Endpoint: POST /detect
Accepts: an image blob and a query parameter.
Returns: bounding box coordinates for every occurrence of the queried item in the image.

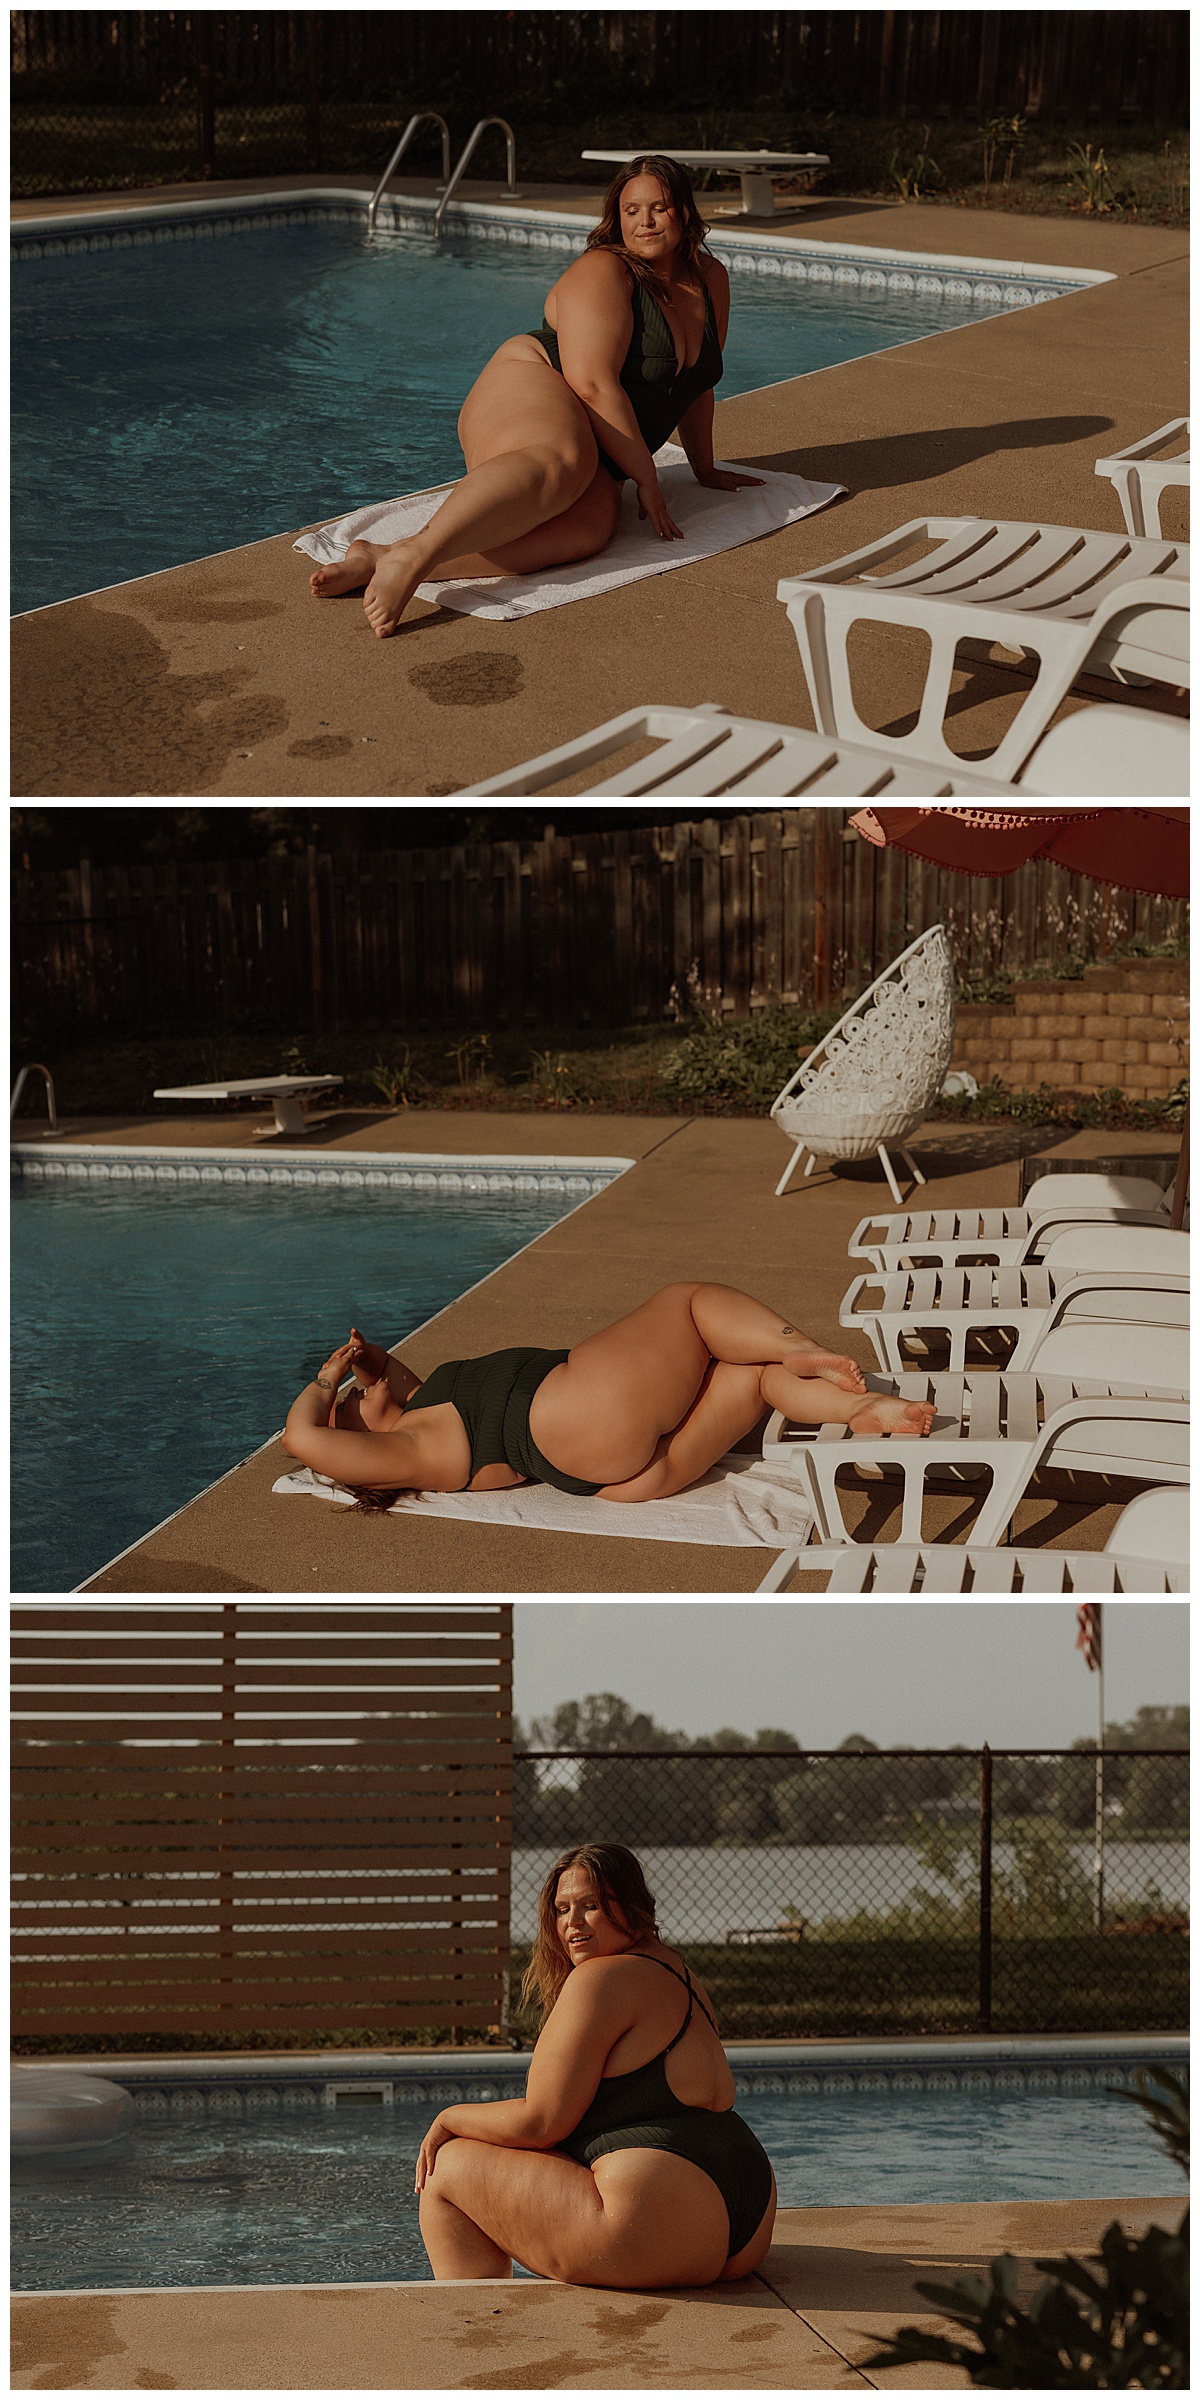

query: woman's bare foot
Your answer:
[846,1394,936,1438]
[784,1348,867,1397]
[309,539,381,598]
[363,539,428,638]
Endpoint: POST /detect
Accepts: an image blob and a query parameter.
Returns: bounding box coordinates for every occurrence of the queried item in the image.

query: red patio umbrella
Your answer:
[849,805,1190,1224]
[847,806,1189,900]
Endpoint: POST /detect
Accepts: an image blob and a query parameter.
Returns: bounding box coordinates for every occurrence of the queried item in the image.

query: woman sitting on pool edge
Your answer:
[281,1281,935,1508]
[414,1843,776,2286]
[308,154,764,638]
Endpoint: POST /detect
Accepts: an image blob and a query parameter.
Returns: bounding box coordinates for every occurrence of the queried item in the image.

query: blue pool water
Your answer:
[10,1171,583,1592]
[13,211,1051,613]
[11,2083,1186,2292]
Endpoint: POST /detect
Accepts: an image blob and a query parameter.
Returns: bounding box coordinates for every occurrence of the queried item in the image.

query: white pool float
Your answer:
[11,2069,135,2154]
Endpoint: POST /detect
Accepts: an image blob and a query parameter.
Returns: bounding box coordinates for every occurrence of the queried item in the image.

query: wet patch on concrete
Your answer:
[12,605,288,796]
[287,733,356,758]
[143,588,288,625]
[408,653,524,708]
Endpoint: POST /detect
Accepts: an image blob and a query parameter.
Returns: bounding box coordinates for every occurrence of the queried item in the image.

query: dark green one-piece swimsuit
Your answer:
[401,1347,602,1497]
[531,270,724,479]
[558,1956,774,2257]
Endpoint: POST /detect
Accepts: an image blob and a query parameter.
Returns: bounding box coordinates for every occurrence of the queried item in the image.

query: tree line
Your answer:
[513,1696,1188,1849]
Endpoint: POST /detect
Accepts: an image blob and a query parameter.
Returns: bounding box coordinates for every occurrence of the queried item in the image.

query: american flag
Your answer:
[1075,1603,1102,1672]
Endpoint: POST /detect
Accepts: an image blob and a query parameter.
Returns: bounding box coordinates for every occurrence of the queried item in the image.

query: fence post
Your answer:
[196,15,216,181]
[306,845,324,1032]
[978,1743,993,2032]
[306,13,322,170]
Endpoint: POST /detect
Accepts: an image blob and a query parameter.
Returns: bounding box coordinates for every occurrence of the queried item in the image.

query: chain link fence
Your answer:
[510,1749,1187,2041]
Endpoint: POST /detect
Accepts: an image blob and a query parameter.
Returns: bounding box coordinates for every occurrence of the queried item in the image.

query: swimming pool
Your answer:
[10,1143,626,1593]
[11,192,1105,614]
[11,2043,1186,2292]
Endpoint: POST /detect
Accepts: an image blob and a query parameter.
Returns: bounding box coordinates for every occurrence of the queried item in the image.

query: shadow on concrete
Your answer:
[742,417,1116,494]
[816,1126,1061,1187]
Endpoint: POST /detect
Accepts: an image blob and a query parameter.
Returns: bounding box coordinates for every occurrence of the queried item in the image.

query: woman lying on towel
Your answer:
[413,1843,776,2286]
[281,1281,936,1509]
[308,154,762,637]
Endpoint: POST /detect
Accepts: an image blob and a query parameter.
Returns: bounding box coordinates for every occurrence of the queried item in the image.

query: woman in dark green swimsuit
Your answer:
[308,154,764,636]
[281,1283,935,1507]
[413,1844,777,2286]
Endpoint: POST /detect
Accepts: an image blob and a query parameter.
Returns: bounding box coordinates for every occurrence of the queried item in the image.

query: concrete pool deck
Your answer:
[11,173,1188,798]
[10,2194,1180,2388]
[13,1106,1178,1595]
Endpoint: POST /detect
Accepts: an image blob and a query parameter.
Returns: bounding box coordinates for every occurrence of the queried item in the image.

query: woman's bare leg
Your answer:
[420,2138,729,2289]
[311,466,620,600]
[310,339,618,636]
[418,2181,514,2280]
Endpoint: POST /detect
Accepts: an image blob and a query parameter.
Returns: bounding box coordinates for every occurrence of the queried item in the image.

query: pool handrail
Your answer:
[367,112,452,232]
[434,118,519,235]
[10,1062,59,1136]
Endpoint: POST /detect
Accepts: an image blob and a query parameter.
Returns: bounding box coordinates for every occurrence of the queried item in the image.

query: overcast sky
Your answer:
[513,1602,1188,1749]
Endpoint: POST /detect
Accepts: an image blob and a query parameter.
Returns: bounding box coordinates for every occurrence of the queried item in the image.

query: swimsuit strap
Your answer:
[627,1951,719,2049]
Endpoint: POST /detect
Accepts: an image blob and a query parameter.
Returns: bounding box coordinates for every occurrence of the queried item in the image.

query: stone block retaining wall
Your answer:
[952,959,1189,1098]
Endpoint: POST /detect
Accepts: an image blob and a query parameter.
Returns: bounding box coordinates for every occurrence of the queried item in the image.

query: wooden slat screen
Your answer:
[11,1604,512,2042]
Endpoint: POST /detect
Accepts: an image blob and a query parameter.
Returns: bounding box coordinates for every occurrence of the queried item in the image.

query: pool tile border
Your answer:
[37,2035,1186,2117]
[11,1141,630,1200]
[10,188,1109,312]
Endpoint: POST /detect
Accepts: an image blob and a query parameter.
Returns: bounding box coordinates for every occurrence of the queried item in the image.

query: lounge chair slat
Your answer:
[898,1372,932,1402]
[1067,1556,1119,1592]
[1024,1267,1054,1308]
[881,1274,911,1311]
[967,1550,1021,1591]
[1037,1375,1075,1416]
[1017,1554,1070,1592]
[966,1268,995,1311]
[917,1549,971,1591]
[968,1378,1002,1441]
[905,1214,933,1242]
[908,1269,938,1311]
[826,1549,875,1591]
[979,1210,1007,1237]
[641,723,798,797]
[932,1212,958,1238]
[590,720,758,796]
[1003,1377,1041,1441]
[721,734,842,796]
[994,1268,1026,1311]
[939,1268,966,1312]
[930,1372,965,1428]
[1113,1562,1169,1592]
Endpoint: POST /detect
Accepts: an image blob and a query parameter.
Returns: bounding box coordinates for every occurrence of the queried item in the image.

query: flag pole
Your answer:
[1092,1606,1105,1935]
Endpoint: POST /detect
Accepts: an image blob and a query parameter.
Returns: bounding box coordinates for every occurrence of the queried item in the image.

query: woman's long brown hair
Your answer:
[585,153,712,307]
[520,1843,659,2018]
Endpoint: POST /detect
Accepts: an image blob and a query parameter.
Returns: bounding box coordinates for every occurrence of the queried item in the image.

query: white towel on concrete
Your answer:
[293,444,844,620]
[272,1456,813,1549]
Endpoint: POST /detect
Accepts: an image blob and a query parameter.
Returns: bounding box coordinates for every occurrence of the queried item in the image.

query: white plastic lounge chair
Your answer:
[849,1173,1174,1278]
[458,699,1189,799]
[776,517,1190,785]
[1095,419,1190,539]
[840,1223,1190,1375]
[153,1074,343,1138]
[760,1321,1189,1550]
[758,1484,1189,1593]
[769,925,956,1206]
[1011,700,1189,797]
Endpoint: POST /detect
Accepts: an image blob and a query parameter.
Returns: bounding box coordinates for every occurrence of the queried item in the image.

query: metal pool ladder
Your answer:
[367,111,452,232]
[11,1062,60,1136]
[434,118,519,235]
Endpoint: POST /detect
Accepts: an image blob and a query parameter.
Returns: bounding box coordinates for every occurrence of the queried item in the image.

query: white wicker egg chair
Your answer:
[770,924,956,1206]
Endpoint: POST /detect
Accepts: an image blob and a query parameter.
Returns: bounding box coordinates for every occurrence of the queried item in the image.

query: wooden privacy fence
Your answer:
[12,819,1185,1040]
[11,1604,513,2046]
[11,11,1189,125]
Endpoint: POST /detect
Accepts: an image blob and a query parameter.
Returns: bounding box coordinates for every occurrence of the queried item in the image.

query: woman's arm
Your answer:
[414,1961,638,2189]
[551,254,683,540]
[282,1341,424,1485]
[677,259,763,493]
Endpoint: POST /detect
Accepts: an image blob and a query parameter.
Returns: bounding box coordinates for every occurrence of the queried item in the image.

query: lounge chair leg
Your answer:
[775,1140,809,1197]
[877,1144,905,1206]
[898,1145,926,1187]
[757,1549,800,1592]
